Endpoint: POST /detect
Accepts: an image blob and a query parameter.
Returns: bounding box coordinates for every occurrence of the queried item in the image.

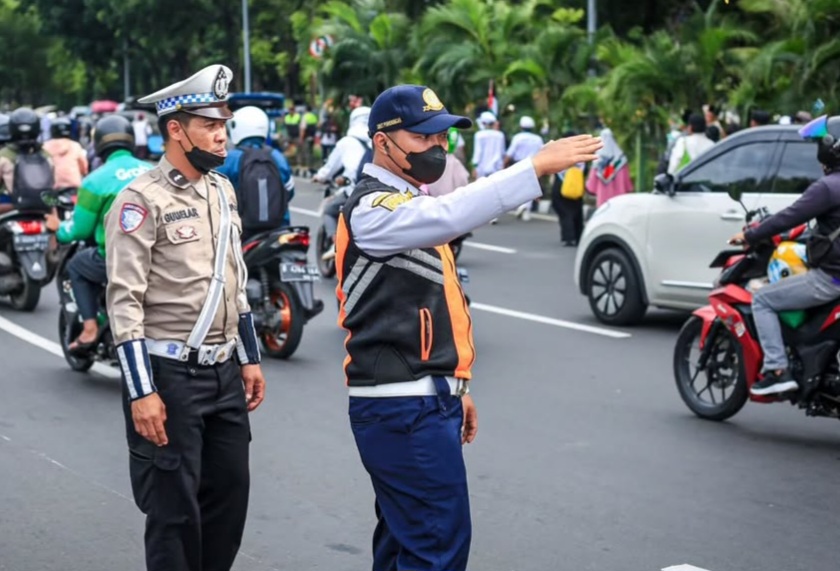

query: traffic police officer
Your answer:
[336,85,602,571]
[104,64,266,571]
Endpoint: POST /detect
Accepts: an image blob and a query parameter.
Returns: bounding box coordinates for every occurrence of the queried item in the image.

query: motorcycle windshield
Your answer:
[798,114,828,140]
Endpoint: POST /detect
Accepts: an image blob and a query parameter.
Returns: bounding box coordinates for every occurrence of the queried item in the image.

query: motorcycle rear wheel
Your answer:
[316,225,336,279]
[9,274,41,311]
[58,310,95,372]
[674,316,748,421]
[260,282,305,359]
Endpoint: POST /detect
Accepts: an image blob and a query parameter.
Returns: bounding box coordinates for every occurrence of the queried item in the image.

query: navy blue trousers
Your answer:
[349,377,471,571]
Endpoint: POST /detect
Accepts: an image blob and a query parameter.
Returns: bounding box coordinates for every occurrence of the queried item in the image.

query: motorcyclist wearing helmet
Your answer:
[730,115,840,396]
[312,106,371,259]
[44,115,151,353]
[217,105,295,229]
[42,117,89,190]
[0,107,53,214]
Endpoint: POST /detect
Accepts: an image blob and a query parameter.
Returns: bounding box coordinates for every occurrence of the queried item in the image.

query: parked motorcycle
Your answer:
[243,225,324,359]
[0,198,59,311]
[673,187,840,422]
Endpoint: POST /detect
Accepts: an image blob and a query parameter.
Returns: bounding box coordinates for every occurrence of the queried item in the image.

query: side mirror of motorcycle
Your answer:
[654,173,676,197]
[727,185,750,215]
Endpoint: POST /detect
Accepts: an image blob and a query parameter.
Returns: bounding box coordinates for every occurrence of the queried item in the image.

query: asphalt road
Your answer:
[1,179,838,571]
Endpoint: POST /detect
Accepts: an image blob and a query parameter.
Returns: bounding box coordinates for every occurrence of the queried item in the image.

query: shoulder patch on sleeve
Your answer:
[371,191,413,212]
[120,203,149,233]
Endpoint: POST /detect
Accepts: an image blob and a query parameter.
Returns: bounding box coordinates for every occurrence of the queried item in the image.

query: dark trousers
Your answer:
[67,247,107,320]
[122,356,251,571]
[349,377,471,571]
[552,194,584,244]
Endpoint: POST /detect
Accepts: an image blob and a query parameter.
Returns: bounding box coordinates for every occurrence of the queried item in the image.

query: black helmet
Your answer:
[50,117,73,139]
[93,115,134,158]
[799,115,840,171]
[0,114,9,144]
[9,107,40,143]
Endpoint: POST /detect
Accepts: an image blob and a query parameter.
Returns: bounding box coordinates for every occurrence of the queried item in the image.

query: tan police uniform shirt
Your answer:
[105,156,249,347]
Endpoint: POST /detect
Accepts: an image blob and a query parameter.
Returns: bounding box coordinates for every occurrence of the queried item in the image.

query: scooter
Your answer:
[242,226,324,359]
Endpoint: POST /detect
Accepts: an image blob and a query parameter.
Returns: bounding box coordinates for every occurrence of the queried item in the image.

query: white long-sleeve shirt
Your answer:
[471,129,506,177]
[668,133,715,175]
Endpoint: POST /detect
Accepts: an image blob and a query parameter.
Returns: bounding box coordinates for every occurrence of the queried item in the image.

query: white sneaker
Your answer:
[321,244,336,261]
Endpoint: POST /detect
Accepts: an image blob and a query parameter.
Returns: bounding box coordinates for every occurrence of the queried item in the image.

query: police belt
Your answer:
[146,338,238,367]
[347,376,467,398]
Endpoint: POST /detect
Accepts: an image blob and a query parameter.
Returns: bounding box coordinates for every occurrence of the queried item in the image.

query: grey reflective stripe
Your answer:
[185,177,232,352]
[404,249,443,271]
[258,178,268,222]
[385,257,444,285]
[343,262,382,315]
[342,259,371,296]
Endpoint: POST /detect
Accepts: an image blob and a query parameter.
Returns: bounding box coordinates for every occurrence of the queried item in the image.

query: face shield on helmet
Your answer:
[799,114,840,170]
[228,106,270,146]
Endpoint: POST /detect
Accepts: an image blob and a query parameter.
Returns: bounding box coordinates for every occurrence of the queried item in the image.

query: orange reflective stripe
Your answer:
[335,214,353,384]
[438,245,475,378]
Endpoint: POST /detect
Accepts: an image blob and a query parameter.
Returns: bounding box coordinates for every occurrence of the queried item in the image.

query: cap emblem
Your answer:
[422,88,444,112]
[213,66,230,100]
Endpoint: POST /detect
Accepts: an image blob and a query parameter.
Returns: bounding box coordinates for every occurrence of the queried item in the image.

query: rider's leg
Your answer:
[751,269,840,394]
[67,248,107,348]
[324,193,348,239]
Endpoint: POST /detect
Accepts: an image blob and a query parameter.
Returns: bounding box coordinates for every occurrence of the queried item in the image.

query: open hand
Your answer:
[532,135,603,177]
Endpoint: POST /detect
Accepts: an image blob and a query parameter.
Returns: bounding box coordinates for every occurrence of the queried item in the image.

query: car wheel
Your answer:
[586,248,646,325]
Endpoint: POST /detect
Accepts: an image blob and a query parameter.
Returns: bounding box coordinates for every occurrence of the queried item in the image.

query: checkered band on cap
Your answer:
[156,92,219,114]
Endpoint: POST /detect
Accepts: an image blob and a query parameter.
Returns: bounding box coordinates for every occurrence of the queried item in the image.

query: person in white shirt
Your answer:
[131,112,152,159]
[504,116,544,220]
[668,113,715,175]
[471,111,505,179]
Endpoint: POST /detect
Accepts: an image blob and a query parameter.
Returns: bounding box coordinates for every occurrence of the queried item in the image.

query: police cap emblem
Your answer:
[213,67,230,100]
[422,89,444,112]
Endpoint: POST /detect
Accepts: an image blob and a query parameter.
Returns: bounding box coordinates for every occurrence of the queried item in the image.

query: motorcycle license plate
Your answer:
[13,234,50,251]
[280,262,320,283]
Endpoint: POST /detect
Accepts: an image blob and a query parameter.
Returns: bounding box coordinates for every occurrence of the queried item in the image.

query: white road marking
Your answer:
[289,206,517,254]
[0,315,120,378]
[470,302,631,339]
[663,565,713,571]
[463,242,516,254]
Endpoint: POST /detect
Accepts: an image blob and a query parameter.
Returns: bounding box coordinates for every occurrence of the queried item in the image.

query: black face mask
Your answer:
[179,128,225,174]
[386,135,447,184]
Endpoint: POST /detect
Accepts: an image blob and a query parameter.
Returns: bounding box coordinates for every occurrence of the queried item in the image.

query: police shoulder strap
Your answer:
[180,174,233,359]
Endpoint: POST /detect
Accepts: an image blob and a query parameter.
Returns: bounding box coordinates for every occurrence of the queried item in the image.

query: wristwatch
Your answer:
[457,380,470,397]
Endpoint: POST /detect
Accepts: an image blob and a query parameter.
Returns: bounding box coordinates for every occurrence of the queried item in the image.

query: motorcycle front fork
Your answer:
[696,319,723,371]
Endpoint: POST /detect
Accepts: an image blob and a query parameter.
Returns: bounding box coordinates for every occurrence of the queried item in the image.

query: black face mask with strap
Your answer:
[385,135,447,184]
[179,129,225,174]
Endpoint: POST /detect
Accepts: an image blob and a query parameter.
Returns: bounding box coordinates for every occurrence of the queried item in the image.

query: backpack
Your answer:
[236,146,287,232]
[560,166,585,199]
[12,150,54,211]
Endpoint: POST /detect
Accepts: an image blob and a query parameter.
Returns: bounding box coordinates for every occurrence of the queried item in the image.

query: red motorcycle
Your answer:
[673,199,840,422]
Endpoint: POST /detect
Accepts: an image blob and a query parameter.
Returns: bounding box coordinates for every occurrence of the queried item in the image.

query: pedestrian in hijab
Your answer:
[585,128,633,207]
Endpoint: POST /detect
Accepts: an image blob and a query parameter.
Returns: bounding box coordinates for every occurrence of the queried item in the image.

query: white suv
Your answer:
[574,125,824,325]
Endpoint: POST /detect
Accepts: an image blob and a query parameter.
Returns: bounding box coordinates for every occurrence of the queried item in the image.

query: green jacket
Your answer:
[56,149,151,257]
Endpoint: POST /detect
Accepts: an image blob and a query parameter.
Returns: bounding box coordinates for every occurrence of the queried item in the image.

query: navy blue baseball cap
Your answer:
[369,85,472,136]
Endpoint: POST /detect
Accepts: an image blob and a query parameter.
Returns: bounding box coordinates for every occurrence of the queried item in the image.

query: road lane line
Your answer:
[290,206,517,254]
[463,242,516,254]
[0,315,120,378]
[663,565,713,571]
[470,302,631,339]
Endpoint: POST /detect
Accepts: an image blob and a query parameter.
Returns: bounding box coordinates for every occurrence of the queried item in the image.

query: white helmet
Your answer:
[229,106,270,145]
[519,116,536,130]
[348,106,371,130]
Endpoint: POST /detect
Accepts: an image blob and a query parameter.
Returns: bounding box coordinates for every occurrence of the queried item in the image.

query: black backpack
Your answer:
[236,146,287,232]
[13,150,53,211]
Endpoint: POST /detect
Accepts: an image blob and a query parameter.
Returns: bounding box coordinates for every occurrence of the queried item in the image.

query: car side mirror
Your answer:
[654,173,675,197]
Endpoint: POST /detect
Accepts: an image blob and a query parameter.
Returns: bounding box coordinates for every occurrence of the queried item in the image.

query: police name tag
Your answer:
[280,262,320,282]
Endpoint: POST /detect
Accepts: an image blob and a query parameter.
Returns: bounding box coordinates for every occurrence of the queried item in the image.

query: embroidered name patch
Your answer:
[120,203,148,233]
[163,207,200,224]
[372,192,413,212]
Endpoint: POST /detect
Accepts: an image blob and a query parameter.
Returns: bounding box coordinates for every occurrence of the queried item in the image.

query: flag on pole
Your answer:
[488,79,498,116]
